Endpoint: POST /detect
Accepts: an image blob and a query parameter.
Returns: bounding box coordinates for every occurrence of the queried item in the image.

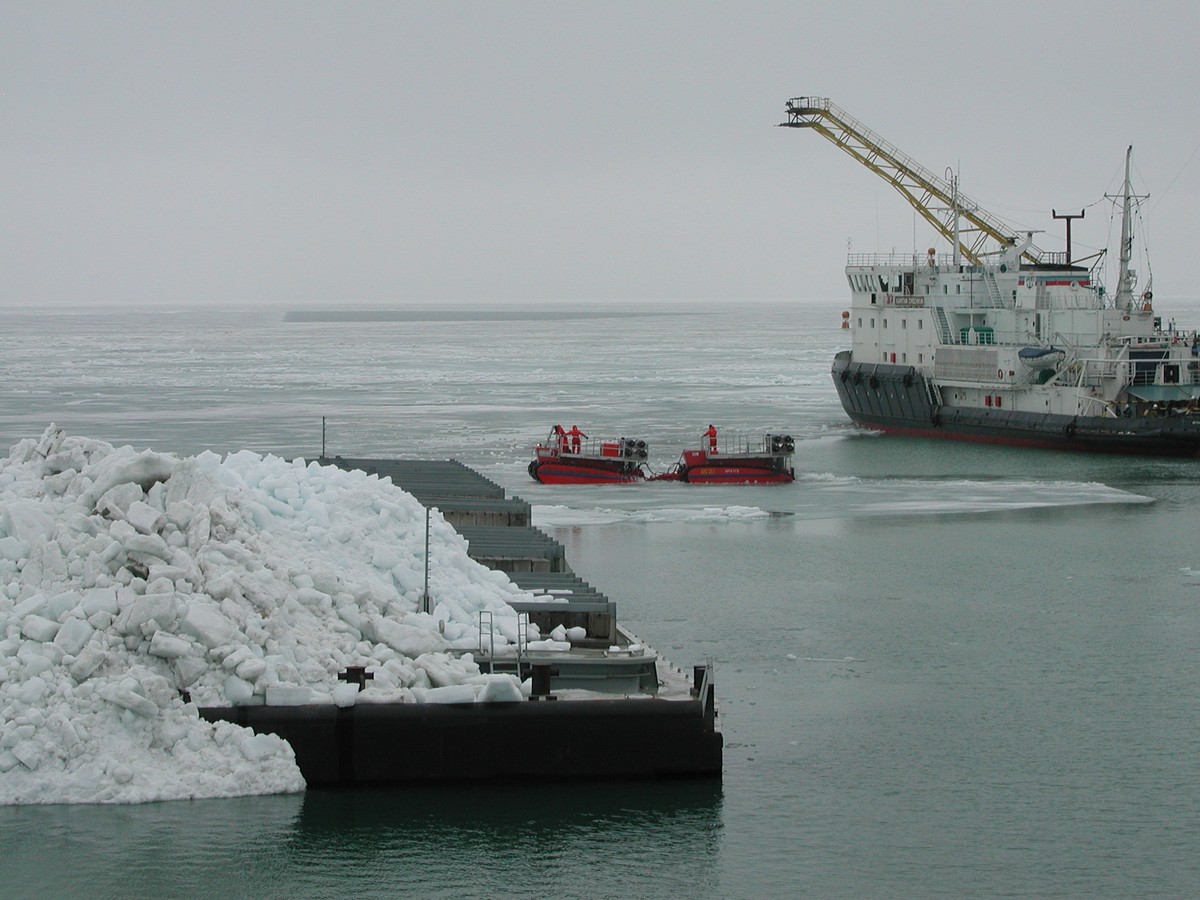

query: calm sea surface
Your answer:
[2,298,1199,897]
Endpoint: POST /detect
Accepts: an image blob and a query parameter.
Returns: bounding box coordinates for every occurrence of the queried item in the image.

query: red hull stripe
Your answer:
[857,420,1200,457]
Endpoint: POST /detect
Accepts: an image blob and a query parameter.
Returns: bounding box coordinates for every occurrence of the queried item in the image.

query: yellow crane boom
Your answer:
[779,97,1044,266]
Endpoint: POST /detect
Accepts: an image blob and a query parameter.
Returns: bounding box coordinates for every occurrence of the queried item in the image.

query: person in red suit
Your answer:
[705,424,718,453]
[567,425,587,454]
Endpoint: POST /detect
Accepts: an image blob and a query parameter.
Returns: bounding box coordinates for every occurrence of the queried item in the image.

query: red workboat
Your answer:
[652,433,796,484]
[528,427,649,484]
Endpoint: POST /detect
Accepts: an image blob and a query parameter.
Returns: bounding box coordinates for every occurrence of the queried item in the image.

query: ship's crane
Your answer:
[779,97,1045,267]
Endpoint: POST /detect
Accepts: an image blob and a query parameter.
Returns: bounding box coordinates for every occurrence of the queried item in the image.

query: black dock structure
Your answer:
[201,456,721,785]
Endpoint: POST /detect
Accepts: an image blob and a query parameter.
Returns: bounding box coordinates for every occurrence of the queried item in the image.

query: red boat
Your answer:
[652,433,796,484]
[528,428,648,484]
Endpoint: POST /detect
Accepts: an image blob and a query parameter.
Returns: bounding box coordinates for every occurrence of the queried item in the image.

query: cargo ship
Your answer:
[782,97,1200,456]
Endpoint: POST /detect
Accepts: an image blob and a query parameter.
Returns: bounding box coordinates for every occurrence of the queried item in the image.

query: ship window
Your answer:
[902,353,907,363]
[871,293,877,304]
[878,276,889,292]
[870,318,875,328]
[918,353,924,363]
[917,320,923,329]
[996,395,1002,408]
[883,319,887,328]
[901,319,907,329]
[956,284,961,294]
[857,318,862,328]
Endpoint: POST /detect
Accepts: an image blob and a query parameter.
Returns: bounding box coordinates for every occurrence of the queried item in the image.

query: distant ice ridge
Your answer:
[0,426,540,805]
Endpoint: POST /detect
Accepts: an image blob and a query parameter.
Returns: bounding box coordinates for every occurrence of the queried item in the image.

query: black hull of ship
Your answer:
[831,352,1200,458]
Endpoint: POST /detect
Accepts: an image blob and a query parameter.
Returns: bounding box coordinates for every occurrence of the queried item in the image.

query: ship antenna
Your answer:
[947,167,962,266]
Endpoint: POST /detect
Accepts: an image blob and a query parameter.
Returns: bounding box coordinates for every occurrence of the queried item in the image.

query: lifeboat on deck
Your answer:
[528,429,648,484]
[652,433,796,484]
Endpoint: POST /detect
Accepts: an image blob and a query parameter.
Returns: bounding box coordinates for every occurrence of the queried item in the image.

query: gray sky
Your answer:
[5,1,1200,307]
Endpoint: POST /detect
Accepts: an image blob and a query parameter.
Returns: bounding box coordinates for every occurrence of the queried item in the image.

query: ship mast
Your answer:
[1111,145,1139,311]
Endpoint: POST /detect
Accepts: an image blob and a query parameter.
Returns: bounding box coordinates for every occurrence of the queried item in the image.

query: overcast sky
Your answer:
[5,1,1200,307]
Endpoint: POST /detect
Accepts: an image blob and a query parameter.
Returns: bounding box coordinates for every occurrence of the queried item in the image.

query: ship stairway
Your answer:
[932,305,954,344]
[923,373,942,409]
[981,270,1005,307]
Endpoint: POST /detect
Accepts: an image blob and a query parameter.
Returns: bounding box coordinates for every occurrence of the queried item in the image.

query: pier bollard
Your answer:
[530,664,558,701]
[338,666,374,692]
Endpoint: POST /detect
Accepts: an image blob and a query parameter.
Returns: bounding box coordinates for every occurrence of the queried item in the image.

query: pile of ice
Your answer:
[0,427,542,805]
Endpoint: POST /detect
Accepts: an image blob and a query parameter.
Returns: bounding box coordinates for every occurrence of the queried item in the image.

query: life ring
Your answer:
[1070,281,1079,292]
[997,368,1004,380]
[1143,290,1153,301]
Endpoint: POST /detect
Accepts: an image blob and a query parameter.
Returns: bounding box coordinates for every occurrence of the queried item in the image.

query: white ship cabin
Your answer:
[844,243,1200,417]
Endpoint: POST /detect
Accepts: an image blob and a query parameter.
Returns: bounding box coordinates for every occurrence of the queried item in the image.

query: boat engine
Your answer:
[768,434,795,454]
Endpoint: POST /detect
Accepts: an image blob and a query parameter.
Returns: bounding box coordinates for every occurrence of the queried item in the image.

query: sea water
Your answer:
[2,298,1199,897]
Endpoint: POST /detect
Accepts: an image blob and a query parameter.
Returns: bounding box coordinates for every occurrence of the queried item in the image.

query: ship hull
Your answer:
[675,462,794,484]
[528,458,645,484]
[832,352,1200,457]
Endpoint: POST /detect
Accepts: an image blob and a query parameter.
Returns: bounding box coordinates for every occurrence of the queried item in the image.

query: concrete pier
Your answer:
[198,455,722,784]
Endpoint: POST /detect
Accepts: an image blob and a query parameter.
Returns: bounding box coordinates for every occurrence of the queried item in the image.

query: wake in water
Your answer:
[532,477,1152,527]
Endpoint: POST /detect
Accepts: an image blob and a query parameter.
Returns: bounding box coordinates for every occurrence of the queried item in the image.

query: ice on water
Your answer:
[0,426,542,805]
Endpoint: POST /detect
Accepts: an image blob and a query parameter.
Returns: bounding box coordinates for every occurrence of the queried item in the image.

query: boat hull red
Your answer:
[528,460,644,485]
[676,463,795,485]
